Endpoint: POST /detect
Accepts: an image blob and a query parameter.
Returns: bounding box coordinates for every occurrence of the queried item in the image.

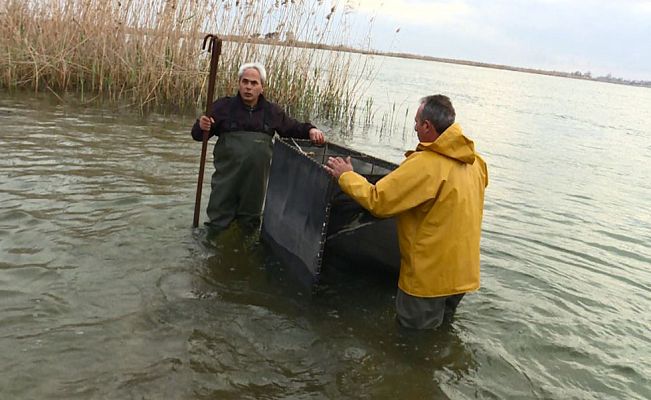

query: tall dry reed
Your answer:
[0,0,372,122]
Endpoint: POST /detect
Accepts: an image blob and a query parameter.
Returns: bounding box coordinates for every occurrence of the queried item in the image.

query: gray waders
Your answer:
[206,131,273,232]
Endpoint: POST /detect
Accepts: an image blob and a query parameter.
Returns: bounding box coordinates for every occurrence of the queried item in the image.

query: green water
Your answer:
[1,57,650,399]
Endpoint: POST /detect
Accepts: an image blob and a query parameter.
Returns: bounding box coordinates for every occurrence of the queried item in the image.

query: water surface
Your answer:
[1,58,650,399]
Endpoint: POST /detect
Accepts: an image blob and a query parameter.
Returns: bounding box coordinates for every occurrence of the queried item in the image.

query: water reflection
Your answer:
[186,225,476,398]
[4,67,650,397]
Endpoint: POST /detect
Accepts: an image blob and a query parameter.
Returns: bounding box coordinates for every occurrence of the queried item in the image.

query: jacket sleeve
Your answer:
[337,154,445,218]
[190,99,224,141]
[270,103,315,139]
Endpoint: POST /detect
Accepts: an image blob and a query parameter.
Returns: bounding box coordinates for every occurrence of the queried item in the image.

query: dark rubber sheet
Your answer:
[261,139,400,286]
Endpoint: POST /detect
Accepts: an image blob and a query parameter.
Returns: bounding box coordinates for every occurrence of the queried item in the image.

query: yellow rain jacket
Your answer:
[338,123,488,297]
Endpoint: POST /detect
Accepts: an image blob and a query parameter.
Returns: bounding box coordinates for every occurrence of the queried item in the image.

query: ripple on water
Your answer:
[2,79,651,399]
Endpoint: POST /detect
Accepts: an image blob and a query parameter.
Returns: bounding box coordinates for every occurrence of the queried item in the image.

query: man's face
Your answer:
[414,103,428,141]
[239,68,263,106]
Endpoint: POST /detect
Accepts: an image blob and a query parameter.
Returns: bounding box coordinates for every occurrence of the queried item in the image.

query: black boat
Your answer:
[261,138,400,286]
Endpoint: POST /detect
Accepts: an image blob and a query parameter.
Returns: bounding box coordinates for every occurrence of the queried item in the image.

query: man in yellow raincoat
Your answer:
[324,95,488,329]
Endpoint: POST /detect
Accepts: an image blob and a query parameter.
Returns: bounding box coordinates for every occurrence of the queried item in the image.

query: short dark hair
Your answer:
[419,95,455,134]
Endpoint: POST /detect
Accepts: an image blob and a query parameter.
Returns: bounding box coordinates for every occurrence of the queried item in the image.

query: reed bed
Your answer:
[0,0,372,122]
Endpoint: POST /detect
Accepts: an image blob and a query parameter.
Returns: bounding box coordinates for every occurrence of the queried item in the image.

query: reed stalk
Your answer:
[0,0,372,122]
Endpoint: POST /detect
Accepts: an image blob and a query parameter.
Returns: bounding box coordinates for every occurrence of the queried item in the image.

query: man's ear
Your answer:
[424,121,440,138]
[424,120,433,133]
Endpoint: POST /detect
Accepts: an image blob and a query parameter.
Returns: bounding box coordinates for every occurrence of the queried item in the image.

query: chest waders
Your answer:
[206,131,273,232]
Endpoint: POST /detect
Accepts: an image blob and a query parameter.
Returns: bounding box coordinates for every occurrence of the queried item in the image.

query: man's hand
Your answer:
[324,156,353,179]
[309,128,325,144]
[199,115,215,131]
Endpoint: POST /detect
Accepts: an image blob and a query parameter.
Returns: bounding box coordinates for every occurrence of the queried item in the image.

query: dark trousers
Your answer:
[395,288,465,329]
[206,131,273,233]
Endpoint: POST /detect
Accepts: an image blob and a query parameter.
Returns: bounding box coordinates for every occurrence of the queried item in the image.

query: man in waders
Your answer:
[191,62,325,233]
[324,95,488,330]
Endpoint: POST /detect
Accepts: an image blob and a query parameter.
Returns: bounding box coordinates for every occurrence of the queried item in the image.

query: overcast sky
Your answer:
[345,0,650,81]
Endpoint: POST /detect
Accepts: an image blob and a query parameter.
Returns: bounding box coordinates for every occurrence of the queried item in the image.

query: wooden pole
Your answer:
[193,35,222,228]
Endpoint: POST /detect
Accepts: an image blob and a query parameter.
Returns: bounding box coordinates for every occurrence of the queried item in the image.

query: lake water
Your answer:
[1,55,650,399]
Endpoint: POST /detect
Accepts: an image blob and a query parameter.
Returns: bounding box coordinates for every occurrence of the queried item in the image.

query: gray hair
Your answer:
[238,62,267,84]
[419,94,456,134]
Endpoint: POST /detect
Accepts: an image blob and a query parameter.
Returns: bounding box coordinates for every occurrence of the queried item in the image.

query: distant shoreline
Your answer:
[225,35,651,89]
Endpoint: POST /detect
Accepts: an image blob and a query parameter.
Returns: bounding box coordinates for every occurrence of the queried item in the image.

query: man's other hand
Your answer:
[199,115,215,131]
[309,128,325,144]
[324,156,353,179]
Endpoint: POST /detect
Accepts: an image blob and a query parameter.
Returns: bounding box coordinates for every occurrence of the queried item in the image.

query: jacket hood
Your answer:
[409,123,476,164]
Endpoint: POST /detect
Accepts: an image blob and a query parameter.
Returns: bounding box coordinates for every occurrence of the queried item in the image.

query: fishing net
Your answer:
[261,138,400,287]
